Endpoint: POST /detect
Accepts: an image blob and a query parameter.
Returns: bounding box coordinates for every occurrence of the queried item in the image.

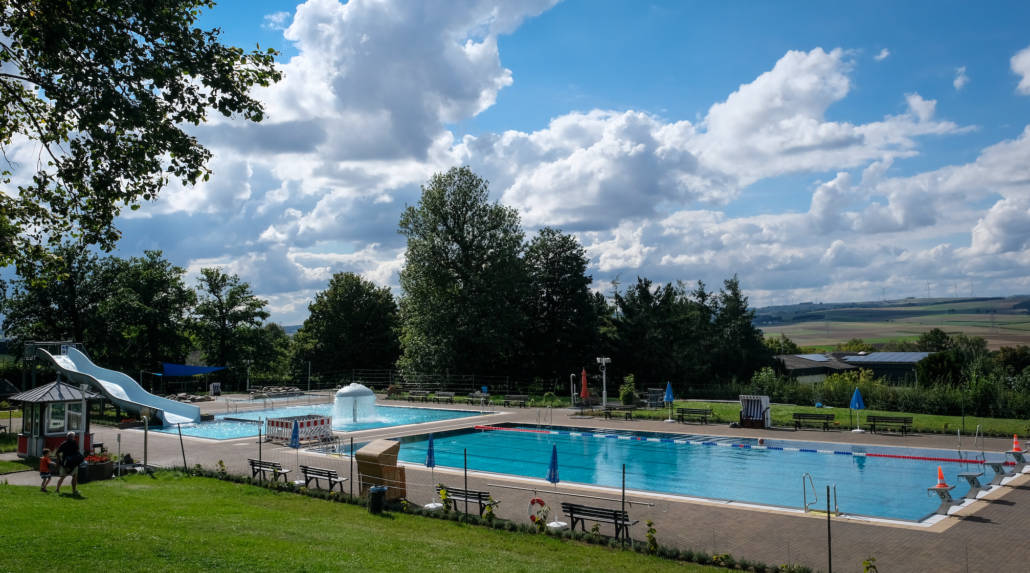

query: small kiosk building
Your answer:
[9,380,101,458]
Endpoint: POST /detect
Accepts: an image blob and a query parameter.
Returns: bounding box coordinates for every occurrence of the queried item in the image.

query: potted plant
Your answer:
[81,452,115,482]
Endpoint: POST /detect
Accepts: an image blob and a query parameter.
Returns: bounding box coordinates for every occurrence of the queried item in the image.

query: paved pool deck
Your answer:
[4,395,1027,572]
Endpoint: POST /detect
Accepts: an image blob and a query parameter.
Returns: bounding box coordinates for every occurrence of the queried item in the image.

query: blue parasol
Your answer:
[288,420,300,449]
[850,387,866,431]
[546,444,559,486]
[425,433,436,484]
[664,381,675,422]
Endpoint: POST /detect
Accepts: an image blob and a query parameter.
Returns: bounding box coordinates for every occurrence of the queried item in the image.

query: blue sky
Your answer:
[73,1,1030,323]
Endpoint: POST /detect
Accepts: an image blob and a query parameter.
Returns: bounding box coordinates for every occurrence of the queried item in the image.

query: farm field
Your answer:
[758,297,1030,350]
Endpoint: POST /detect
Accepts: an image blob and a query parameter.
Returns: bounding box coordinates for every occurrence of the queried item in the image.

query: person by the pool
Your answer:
[55,432,82,495]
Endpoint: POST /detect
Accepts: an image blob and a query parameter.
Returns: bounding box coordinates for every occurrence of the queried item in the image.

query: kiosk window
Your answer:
[48,403,66,433]
[67,403,83,431]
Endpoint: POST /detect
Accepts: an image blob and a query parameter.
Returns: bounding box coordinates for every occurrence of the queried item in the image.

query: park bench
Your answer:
[603,405,635,420]
[676,407,713,424]
[436,485,499,516]
[434,391,455,404]
[560,502,637,540]
[467,392,489,406]
[503,394,529,407]
[406,390,429,402]
[248,459,290,482]
[792,412,836,431]
[299,465,347,492]
[866,415,913,436]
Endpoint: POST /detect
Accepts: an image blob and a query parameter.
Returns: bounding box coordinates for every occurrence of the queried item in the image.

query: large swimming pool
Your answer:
[153,404,487,440]
[394,424,1013,521]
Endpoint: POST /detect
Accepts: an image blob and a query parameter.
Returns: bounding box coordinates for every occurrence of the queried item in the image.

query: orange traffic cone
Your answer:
[934,465,949,489]
[1012,434,1022,453]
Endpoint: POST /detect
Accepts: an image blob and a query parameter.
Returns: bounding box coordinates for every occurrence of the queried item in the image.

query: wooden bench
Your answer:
[560,502,637,540]
[248,459,290,482]
[792,412,836,431]
[503,394,529,407]
[436,485,499,516]
[603,405,635,420]
[406,390,429,402]
[299,465,347,492]
[676,407,713,424]
[434,391,455,404]
[467,392,489,406]
[866,415,913,436]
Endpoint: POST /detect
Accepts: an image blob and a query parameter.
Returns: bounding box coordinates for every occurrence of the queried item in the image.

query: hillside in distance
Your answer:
[756,296,1030,350]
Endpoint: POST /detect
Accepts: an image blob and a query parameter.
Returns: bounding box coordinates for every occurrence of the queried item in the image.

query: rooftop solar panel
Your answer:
[843,352,930,363]
[796,354,829,362]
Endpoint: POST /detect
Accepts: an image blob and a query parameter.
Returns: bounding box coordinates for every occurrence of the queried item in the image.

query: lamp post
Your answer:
[244,359,253,393]
[569,373,576,407]
[596,356,611,409]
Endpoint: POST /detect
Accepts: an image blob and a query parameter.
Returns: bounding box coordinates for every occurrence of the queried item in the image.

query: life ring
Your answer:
[528,497,548,523]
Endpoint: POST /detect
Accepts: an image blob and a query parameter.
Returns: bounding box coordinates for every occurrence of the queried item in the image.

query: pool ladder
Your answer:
[956,425,986,465]
[802,473,839,515]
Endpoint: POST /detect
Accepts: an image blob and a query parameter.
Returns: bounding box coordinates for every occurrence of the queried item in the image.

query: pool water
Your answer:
[153,404,486,440]
[396,425,1010,521]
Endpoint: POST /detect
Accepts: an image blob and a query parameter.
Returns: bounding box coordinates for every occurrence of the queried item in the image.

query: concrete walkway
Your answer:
[5,395,1027,572]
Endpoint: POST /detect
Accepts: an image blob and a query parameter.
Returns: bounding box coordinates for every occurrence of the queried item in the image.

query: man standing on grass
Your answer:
[55,432,82,495]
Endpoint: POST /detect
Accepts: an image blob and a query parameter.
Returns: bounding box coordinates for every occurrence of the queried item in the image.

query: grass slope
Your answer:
[0,473,725,573]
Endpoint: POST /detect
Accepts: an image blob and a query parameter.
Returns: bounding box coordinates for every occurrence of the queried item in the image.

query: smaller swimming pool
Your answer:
[152,404,488,440]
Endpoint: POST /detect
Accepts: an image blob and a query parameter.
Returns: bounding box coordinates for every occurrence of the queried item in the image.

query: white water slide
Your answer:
[37,347,200,425]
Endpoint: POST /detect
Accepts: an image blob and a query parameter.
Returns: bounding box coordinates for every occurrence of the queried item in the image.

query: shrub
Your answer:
[619,374,637,405]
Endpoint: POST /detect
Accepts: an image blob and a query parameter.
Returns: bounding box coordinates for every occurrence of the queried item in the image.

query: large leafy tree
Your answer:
[295,272,400,379]
[88,251,195,374]
[1,242,103,344]
[523,227,599,379]
[192,267,269,375]
[0,1,280,267]
[397,166,528,374]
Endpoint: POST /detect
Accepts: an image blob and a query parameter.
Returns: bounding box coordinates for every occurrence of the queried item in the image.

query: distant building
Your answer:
[775,354,856,383]
[840,352,931,384]
[776,351,931,384]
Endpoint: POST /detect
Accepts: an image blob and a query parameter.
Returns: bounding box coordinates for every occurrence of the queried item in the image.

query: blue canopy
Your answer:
[425,434,436,468]
[850,387,866,410]
[162,363,225,377]
[664,381,674,403]
[546,444,559,485]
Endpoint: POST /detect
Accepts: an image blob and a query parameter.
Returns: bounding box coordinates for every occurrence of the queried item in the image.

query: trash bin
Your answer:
[368,486,388,514]
[209,382,221,396]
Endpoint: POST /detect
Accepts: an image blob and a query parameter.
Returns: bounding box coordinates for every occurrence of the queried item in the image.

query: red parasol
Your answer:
[580,368,589,400]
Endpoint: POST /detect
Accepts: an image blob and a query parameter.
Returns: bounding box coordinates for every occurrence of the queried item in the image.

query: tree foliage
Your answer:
[764,333,802,355]
[397,166,528,374]
[2,246,194,376]
[523,227,599,378]
[0,0,280,266]
[610,276,771,391]
[192,267,269,373]
[89,251,195,374]
[294,272,399,378]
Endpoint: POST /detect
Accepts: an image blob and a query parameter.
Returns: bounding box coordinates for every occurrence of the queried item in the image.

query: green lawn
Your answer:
[0,459,32,475]
[0,473,729,573]
[628,401,1030,436]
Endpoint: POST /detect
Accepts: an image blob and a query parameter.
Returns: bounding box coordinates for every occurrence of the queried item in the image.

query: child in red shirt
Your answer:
[39,448,54,492]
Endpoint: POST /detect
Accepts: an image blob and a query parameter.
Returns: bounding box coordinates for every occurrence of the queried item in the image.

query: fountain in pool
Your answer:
[333,383,377,424]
